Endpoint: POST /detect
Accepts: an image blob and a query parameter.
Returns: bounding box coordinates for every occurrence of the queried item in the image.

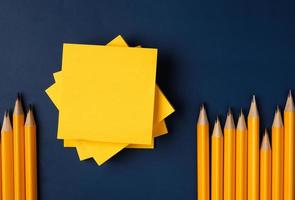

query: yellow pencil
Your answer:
[260,130,271,200]
[272,107,284,200]
[25,107,37,200]
[1,111,14,200]
[224,110,235,200]
[248,96,259,200]
[197,105,209,200]
[211,118,223,200]
[13,95,25,200]
[284,91,295,200]
[236,111,247,200]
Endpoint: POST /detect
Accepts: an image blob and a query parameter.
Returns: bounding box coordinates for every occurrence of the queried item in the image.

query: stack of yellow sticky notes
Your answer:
[45,35,174,165]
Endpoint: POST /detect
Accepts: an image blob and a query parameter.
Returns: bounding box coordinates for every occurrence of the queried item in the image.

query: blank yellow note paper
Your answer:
[45,35,175,165]
[59,44,158,144]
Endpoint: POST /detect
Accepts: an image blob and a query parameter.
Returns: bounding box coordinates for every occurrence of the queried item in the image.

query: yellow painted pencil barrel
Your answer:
[224,111,235,200]
[236,112,247,200]
[1,112,14,200]
[13,96,25,200]
[25,108,37,200]
[260,131,271,200]
[248,96,259,200]
[197,92,295,200]
[272,108,284,200]
[197,105,209,200]
[284,91,295,200]
[211,119,223,200]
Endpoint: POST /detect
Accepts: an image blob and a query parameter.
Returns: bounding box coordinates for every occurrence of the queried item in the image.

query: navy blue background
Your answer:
[0,0,294,199]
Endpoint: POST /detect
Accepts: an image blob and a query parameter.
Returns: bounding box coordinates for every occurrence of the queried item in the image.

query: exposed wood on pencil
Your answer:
[237,111,247,130]
[261,130,271,150]
[25,106,37,200]
[2,112,12,132]
[212,118,222,137]
[197,104,209,200]
[197,105,208,125]
[272,105,284,200]
[272,107,283,128]
[224,109,236,200]
[13,94,26,200]
[236,109,247,200]
[284,90,295,112]
[260,128,271,200]
[13,95,24,115]
[25,108,35,126]
[284,90,295,200]
[248,95,260,200]
[248,95,259,117]
[225,110,235,129]
[211,116,223,200]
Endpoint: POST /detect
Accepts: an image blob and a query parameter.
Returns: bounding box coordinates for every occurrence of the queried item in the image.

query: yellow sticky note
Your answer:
[45,35,174,165]
[52,71,169,137]
[47,74,168,154]
[59,44,157,144]
[46,82,129,162]
[105,35,174,129]
[153,85,174,123]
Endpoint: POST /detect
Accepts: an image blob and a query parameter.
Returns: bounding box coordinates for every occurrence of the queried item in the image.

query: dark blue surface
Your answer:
[0,0,294,199]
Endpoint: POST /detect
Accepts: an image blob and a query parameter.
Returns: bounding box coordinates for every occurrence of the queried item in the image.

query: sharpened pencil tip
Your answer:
[248,95,259,117]
[212,117,222,137]
[261,129,271,149]
[285,90,295,112]
[273,107,283,128]
[237,111,247,130]
[252,95,256,103]
[25,108,35,126]
[225,111,235,129]
[197,105,208,125]
[14,95,24,115]
[2,112,12,132]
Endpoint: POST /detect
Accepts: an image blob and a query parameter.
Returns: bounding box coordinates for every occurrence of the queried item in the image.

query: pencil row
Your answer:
[0,96,37,200]
[197,91,295,200]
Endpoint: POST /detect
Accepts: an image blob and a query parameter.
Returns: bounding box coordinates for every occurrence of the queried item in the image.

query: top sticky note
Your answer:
[58,44,158,144]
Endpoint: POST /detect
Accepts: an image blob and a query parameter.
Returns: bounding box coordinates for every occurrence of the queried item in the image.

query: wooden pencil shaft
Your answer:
[25,110,37,200]
[197,106,209,200]
[13,98,25,200]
